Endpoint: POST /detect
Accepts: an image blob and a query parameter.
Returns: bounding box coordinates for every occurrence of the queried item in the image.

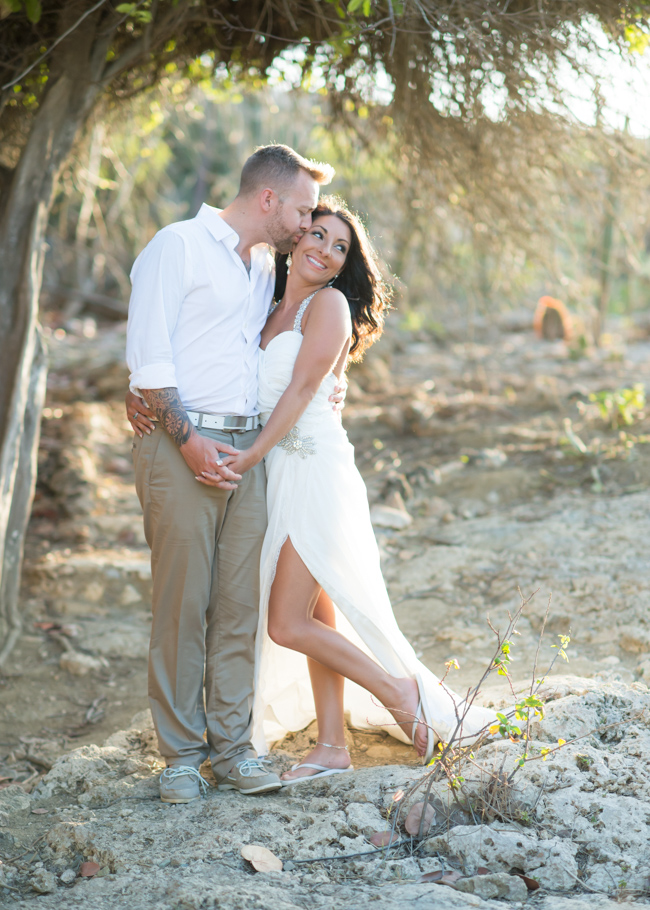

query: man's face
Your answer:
[266,170,319,254]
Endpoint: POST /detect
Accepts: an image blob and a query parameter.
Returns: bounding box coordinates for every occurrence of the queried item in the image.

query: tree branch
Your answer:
[1,0,109,92]
[100,2,192,84]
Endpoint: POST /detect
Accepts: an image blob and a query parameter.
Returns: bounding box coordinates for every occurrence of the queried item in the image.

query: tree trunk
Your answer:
[0,329,47,666]
[593,166,618,345]
[0,31,108,665]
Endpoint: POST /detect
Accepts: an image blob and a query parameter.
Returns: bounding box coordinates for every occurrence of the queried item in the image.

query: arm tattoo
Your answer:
[144,388,195,448]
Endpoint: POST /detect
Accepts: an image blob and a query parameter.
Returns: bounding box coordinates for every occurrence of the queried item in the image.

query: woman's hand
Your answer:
[126,390,156,437]
[195,447,260,487]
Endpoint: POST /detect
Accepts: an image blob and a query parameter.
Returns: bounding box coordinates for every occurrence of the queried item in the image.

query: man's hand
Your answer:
[329,376,348,416]
[140,387,243,490]
[179,434,242,490]
[195,447,257,488]
[125,390,156,437]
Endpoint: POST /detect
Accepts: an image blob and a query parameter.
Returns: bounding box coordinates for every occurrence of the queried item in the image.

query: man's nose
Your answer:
[300,213,312,231]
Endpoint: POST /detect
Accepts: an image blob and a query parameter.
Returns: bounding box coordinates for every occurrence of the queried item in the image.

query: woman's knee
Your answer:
[267,612,299,649]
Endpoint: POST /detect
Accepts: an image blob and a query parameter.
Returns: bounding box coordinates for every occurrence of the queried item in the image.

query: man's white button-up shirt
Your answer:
[126,204,275,416]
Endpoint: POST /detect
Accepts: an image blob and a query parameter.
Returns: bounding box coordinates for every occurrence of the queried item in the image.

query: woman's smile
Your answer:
[293,214,352,284]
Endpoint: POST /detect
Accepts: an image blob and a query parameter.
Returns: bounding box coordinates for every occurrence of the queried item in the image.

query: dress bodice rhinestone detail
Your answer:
[293,293,317,333]
[276,426,316,458]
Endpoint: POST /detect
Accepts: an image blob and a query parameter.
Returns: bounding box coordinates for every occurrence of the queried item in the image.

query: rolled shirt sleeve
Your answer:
[126,228,188,393]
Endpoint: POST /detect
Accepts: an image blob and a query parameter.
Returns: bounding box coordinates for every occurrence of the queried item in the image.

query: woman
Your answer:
[128,197,495,783]
[202,196,495,782]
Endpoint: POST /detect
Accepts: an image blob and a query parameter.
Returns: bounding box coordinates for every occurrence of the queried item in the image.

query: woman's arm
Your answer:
[198,288,350,484]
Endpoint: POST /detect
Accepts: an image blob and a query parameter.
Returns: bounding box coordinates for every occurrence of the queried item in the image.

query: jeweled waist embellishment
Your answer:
[277,427,316,458]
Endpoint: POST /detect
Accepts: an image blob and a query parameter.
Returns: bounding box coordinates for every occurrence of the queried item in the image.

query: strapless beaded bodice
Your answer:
[257,331,340,436]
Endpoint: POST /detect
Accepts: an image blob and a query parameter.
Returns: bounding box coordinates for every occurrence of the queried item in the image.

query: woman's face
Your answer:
[292,214,351,285]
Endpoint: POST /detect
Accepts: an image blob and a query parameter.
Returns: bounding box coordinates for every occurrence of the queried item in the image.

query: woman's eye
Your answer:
[313,230,323,238]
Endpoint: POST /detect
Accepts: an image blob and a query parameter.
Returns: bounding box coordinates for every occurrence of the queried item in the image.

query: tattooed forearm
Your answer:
[143,388,195,448]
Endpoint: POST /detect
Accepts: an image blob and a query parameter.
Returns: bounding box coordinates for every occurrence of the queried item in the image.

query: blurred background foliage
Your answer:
[44,64,650,340]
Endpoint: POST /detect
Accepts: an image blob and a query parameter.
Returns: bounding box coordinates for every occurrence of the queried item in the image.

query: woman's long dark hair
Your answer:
[274,195,392,361]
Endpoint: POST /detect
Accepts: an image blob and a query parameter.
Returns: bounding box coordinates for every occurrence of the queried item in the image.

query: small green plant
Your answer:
[589,384,645,429]
[492,639,514,677]
[372,593,636,851]
[385,591,580,833]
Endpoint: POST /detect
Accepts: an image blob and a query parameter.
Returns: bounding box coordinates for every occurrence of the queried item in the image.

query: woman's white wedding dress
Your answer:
[251,295,495,755]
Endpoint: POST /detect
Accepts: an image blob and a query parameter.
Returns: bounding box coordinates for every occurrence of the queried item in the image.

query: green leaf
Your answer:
[24,0,41,23]
[348,0,364,10]
[116,2,137,13]
[625,24,650,54]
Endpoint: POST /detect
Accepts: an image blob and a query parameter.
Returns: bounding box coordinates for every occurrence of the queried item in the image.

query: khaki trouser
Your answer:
[132,426,266,779]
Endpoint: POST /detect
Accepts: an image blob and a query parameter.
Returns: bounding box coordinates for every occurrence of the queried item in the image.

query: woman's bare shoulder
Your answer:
[309,286,350,320]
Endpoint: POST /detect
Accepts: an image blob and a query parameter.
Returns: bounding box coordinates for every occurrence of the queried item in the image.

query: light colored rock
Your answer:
[14,690,650,910]
[370,505,413,530]
[59,868,77,884]
[0,785,30,826]
[424,496,452,517]
[80,617,150,659]
[120,584,143,606]
[635,658,650,680]
[454,872,528,901]
[0,785,31,814]
[35,743,128,799]
[427,825,579,891]
[617,626,650,654]
[60,650,105,675]
[24,549,152,616]
[472,448,508,469]
[345,802,386,838]
[82,581,105,602]
[29,868,57,893]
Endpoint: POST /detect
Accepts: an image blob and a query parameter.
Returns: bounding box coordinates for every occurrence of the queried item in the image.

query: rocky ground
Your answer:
[1,312,650,906]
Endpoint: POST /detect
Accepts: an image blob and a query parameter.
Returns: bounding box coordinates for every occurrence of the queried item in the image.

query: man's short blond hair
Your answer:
[238,144,334,197]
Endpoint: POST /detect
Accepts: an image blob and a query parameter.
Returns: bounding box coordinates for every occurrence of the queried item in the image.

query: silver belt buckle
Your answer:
[224,416,248,432]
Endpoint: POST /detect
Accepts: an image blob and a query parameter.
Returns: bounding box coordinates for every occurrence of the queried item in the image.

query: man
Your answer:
[126,145,335,802]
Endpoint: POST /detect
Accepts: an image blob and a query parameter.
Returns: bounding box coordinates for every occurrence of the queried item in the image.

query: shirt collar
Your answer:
[196,203,273,278]
[196,204,239,248]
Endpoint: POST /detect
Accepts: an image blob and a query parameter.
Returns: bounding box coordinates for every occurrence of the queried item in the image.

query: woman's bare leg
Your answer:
[308,592,346,747]
[268,538,428,755]
[282,592,351,781]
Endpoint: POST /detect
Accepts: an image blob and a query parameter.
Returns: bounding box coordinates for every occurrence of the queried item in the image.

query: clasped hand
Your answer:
[194,447,257,489]
[180,434,243,491]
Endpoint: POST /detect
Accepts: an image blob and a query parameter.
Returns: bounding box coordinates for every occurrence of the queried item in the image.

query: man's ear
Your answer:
[260,188,275,212]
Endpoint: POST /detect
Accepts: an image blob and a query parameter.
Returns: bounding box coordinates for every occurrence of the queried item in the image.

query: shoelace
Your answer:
[160,765,209,794]
[234,758,273,778]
